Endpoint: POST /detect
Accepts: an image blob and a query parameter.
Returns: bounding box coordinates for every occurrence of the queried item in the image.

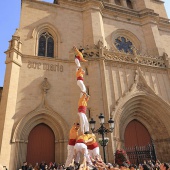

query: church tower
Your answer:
[0,0,170,169]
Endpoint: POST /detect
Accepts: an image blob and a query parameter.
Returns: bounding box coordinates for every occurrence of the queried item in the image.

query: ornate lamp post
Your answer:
[89,113,115,163]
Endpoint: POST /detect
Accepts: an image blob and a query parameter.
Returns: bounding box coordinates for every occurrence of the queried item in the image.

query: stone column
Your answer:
[120,0,127,7]
[142,22,164,56]
[133,0,149,11]
[55,140,61,163]
[0,31,22,168]
[130,0,137,9]
[109,0,116,4]
[82,1,107,47]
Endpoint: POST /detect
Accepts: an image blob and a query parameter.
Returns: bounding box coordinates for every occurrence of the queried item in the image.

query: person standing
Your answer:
[40,161,46,170]
[65,123,80,168]
[86,133,100,159]
[160,163,170,170]
[78,93,90,134]
[21,162,28,170]
[73,46,87,68]
[34,163,40,170]
[74,132,92,166]
[76,67,87,97]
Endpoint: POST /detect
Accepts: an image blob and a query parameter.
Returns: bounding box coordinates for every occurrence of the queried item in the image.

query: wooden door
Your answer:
[124,120,153,164]
[124,119,151,147]
[26,123,55,166]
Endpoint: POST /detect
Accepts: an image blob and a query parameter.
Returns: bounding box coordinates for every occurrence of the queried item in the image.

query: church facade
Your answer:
[0,0,170,169]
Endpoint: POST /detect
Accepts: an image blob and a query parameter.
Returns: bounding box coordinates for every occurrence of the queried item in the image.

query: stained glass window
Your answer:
[47,37,54,57]
[115,37,133,53]
[38,32,54,57]
[38,36,46,56]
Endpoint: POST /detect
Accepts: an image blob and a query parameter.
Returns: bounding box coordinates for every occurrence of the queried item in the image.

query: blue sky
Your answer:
[0,0,170,87]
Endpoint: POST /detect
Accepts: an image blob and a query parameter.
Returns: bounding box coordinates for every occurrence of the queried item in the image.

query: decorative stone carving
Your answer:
[41,77,50,94]
[115,67,156,106]
[103,48,166,68]
[78,44,100,58]
[81,41,167,68]
[130,68,156,94]
[40,77,51,108]
[162,52,170,68]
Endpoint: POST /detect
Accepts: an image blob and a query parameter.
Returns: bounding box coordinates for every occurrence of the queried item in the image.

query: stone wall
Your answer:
[0,0,170,168]
[0,87,3,102]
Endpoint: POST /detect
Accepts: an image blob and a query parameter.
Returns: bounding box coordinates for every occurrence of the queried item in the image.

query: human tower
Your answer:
[65,46,100,168]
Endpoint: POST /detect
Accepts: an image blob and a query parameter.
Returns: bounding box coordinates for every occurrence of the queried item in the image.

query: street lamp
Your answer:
[89,113,114,163]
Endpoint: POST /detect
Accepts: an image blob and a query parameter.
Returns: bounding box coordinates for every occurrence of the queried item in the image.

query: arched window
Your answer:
[126,0,133,9]
[112,29,141,53]
[38,32,54,57]
[115,36,133,53]
[115,0,121,5]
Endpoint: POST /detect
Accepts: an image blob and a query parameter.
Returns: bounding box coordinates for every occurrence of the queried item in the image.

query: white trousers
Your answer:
[75,58,81,68]
[65,145,74,167]
[88,147,100,159]
[78,112,89,134]
[74,143,92,164]
[77,80,86,97]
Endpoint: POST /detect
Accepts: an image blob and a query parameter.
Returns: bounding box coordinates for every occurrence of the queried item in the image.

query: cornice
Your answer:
[103,2,139,18]
[151,0,165,4]
[22,0,170,30]
[158,17,170,31]
[58,0,104,12]
[22,0,58,8]
[5,48,22,57]
[59,0,170,30]
[5,49,22,67]
[22,54,104,63]
[22,55,72,63]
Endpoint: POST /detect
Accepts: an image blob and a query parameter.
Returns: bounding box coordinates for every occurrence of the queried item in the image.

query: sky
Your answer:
[0,0,170,87]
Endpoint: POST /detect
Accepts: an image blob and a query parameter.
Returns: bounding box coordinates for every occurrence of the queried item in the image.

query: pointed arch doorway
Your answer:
[26,123,55,166]
[124,119,155,164]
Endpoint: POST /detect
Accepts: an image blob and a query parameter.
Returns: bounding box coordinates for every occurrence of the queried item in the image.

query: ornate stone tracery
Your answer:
[81,40,169,69]
[115,36,133,53]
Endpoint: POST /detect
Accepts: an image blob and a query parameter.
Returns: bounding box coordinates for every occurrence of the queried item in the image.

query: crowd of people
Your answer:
[19,159,170,170]
[65,159,170,170]
[20,161,64,170]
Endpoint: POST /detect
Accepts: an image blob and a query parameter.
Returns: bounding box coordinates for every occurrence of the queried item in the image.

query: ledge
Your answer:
[151,0,165,4]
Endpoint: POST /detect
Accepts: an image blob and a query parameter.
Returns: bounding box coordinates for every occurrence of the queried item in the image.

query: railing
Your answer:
[125,143,157,165]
